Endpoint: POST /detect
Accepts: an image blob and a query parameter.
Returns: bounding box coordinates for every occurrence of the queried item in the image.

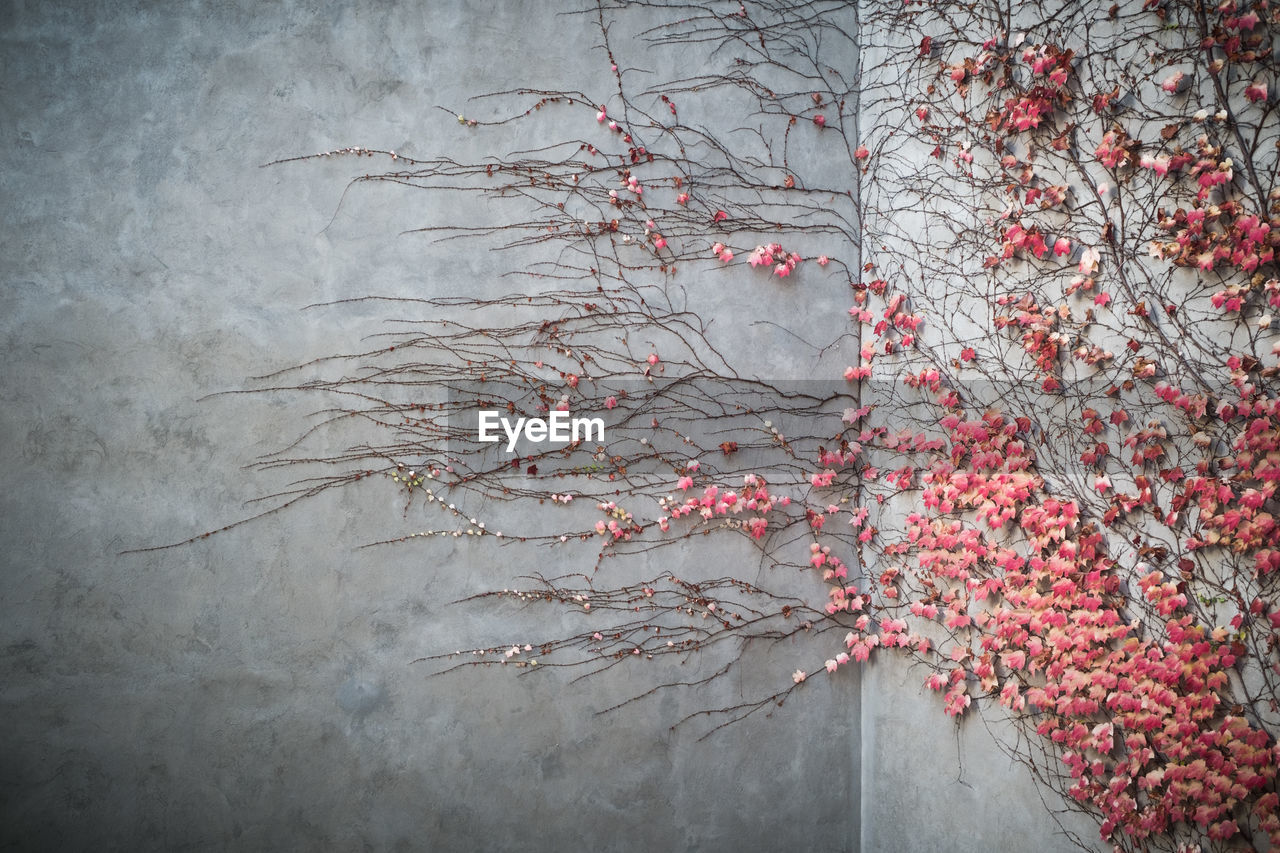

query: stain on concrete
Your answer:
[336,675,385,718]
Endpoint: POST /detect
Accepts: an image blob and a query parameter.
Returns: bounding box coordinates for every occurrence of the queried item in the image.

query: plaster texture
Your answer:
[0,1,1098,850]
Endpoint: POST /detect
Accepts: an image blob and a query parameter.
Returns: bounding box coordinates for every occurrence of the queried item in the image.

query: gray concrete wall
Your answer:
[1,1,1097,851]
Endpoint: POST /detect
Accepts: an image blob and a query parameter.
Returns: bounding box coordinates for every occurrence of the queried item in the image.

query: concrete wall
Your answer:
[1,1,1096,850]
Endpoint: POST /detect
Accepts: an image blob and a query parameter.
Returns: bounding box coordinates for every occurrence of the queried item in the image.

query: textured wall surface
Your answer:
[1,1,1095,850]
